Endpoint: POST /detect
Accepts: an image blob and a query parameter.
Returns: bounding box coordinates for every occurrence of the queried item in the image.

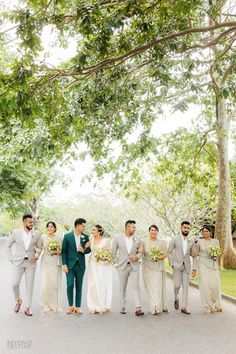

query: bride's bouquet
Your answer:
[94,248,114,265]
[46,240,60,256]
[149,247,163,261]
[207,245,221,261]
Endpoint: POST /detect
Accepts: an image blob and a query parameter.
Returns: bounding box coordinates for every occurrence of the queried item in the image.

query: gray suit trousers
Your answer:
[12,259,36,309]
[173,264,190,309]
[117,264,141,308]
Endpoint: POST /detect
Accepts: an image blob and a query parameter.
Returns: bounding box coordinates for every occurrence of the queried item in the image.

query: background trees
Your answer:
[0,1,235,266]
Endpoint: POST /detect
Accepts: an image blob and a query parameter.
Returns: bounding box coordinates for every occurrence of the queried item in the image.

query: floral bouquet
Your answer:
[94,248,114,265]
[207,245,221,261]
[46,240,60,256]
[149,247,163,261]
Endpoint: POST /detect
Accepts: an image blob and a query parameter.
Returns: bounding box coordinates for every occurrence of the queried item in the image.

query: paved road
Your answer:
[0,238,235,354]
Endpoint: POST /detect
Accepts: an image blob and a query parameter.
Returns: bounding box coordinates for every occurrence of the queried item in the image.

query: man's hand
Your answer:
[191,269,196,278]
[130,255,138,262]
[84,241,90,249]
[78,245,85,253]
[29,256,37,263]
[63,265,69,273]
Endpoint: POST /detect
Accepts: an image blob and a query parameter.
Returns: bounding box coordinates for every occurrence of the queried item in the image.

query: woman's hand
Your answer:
[84,241,90,249]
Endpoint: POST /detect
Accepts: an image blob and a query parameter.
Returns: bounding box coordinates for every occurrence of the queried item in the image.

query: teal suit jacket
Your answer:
[62,231,91,270]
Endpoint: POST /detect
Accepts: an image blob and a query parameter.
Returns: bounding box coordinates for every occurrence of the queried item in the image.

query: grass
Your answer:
[165,260,236,298]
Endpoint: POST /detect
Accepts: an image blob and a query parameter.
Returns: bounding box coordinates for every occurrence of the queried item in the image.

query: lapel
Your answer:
[178,234,191,256]
[19,230,26,250]
[80,233,86,244]
[120,235,128,254]
[131,236,138,253]
[70,231,77,251]
[28,230,36,248]
[178,234,184,256]
[121,235,137,254]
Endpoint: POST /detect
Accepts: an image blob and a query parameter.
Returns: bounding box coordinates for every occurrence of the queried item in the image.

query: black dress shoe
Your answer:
[174,300,179,310]
[181,308,191,315]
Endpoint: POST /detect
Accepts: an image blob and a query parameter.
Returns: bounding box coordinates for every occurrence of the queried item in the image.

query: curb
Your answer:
[166,270,236,305]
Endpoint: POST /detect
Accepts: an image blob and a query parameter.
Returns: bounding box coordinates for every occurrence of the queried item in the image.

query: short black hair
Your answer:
[46,221,57,232]
[74,218,86,227]
[22,214,33,221]
[181,221,191,227]
[149,224,159,232]
[125,220,136,228]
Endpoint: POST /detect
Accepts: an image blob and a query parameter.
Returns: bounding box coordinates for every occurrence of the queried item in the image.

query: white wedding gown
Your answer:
[87,237,113,313]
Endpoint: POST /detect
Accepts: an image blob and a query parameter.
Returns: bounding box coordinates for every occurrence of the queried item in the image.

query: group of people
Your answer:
[7,214,222,317]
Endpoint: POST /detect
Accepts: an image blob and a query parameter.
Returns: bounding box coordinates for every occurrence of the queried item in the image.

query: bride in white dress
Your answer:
[87,225,113,314]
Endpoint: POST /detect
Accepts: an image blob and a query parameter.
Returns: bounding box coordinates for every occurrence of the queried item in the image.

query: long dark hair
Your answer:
[46,221,57,232]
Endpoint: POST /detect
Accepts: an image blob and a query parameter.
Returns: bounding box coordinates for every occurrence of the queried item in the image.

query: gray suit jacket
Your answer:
[7,229,43,266]
[111,235,143,271]
[167,234,197,273]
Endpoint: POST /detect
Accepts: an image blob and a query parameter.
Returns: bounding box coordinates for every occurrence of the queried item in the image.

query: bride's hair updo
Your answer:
[95,224,104,236]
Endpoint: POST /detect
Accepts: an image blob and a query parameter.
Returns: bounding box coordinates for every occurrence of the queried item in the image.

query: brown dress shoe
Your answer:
[66,307,74,315]
[74,308,83,315]
[163,308,169,313]
[135,308,144,316]
[181,308,191,315]
[174,300,179,310]
[120,307,126,314]
[215,306,223,312]
[14,299,22,313]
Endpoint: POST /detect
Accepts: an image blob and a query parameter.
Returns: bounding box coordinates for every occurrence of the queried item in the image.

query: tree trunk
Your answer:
[215,95,236,268]
[27,197,40,230]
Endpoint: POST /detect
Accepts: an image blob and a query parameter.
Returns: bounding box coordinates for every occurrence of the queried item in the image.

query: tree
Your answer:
[1,0,236,266]
[117,128,219,236]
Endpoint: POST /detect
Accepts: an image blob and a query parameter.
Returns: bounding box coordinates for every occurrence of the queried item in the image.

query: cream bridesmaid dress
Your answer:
[197,238,222,312]
[40,235,62,313]
[142,238,168,314]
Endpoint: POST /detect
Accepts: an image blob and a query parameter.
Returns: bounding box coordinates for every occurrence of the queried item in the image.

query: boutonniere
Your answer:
[133,236,137,243]
[80,235,85,241]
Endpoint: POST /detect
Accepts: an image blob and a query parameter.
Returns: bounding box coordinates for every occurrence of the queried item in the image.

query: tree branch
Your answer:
[221,62,236,85]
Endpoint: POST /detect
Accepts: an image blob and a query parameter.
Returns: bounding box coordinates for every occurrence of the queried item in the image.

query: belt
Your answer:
[24,257,28,260]
[127,262,130,265]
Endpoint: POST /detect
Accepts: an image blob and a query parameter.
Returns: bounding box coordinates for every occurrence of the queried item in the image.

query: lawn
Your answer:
[190,268,236,298]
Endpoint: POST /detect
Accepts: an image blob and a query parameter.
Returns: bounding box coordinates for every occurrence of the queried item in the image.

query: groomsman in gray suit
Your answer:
[112,220,144,316]
[167,221,197,315]
[7,214,43,316]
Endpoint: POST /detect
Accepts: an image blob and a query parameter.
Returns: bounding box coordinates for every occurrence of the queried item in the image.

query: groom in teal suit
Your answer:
[62,218,91,315]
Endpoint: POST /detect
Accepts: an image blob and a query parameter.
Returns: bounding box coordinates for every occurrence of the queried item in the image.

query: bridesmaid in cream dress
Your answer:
[196,225,222,314]
[40,221,62,313]
[142,225,168,315]
[87,225,112,314]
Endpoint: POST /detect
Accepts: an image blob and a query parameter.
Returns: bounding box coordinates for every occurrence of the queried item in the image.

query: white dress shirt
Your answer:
[22,230,32,257]
[182,236,188,256]
[74,232,81,250]
[125,235,133,254]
